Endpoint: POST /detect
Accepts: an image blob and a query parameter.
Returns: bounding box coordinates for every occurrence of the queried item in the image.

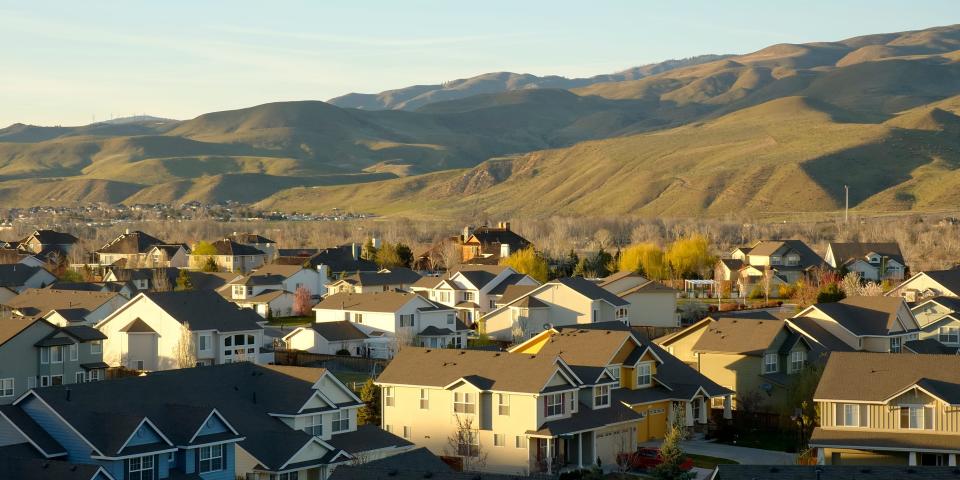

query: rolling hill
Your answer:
[3,24,960,215]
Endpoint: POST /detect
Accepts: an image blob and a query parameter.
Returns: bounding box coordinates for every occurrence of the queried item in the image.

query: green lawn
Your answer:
[267,316,313,327]
[719,429,797,452]
[687,453,739,469]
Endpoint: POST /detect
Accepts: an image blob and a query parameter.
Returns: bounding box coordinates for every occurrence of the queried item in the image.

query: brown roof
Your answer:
[616,280,677,295]
[829,242,905,266]
[0,317,45,347]
[692,317,787,355]
[205,239,265,256]
[813,296,912,336]
[810,427,960,453]
[411,276,444,289]
[597,271,647,287]
[746,240,823,268]
[4,289,119,319]
[315,291,443,313]
[263,365,327,384]
[97,231,165,254]
[814,352,960,402]
[497,284,539,304]
[119,318,156,333]
[528,328,635,369]
[248,264,306,278]
[377,347,571,394]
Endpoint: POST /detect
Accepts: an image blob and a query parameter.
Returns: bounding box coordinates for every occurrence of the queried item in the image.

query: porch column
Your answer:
[950,454,957,467]
[816,448,825,465]
[578,432,584,468]
[685,401,694,427]
[723,395,732,420]
[909,451,917,466]
[698,398,708,424]
[546,438,553,475]
[592,430,597,465]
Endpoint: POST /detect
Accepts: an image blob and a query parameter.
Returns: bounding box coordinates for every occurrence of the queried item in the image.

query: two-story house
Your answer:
[103,267,180,292]
[791,296,920,352]
[598,271,679,328]
[0,264,56,295]
[191,239,267,273]
[225,264,325,318]
[274,244,378,280]
[96,290,265,370]
[326,267,422,295]
[719,240,822,297]
[95,230,166,267]
[4,288,127,325]
[481,277,630,342]
[810,352,960,466]
[16,229,78,258]
[0,317,107,404]
[888,269,960,303]
[311,291,468,356]
[902,296,960,354]
[143,244,191,268]
[825,242,906,282]
[228,232,278,262]
[0,363,412,479]
[411,265,539,325]
[459,222,532,265]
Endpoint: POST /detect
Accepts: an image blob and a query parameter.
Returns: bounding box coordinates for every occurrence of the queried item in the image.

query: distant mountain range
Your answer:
[3,24,960,217]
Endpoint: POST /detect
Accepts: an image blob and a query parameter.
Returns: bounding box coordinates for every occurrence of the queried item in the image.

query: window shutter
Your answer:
[859,404,869,427]
[834,404,843,426]
[925,407,934,429]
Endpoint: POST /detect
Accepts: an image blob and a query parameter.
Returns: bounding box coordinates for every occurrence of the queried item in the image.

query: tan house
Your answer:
[597,271,678,328]
[481,277,629,342]
[825,242,906,282]
[888,270,960,303]
[811,352,960,466]
[791,296,921,353]
[718,240,822,297]
[411,265,539,325]
[143,244,190,268]
[903,296,960,354]
[190,239,267,273]
[460,222,531,264]
[95,230,166,267]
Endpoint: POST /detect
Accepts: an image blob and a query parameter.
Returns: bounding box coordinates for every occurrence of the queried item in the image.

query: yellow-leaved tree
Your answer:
[499,248,549,283]
[665,234,715,279]
[617,243,667,280]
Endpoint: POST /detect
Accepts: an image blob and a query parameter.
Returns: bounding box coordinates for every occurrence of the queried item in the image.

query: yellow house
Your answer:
[811,352,960,466]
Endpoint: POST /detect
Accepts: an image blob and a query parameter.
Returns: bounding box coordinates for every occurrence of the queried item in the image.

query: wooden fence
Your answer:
[273,349,389,373]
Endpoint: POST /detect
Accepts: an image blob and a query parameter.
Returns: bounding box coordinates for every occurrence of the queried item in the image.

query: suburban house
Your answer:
[410,265,539,325]
[657,311,846,412]
[47,280,137,298]
[103,266,180,291]
[0,264,57,293]
[191,238,267,273]
[95,230,166,267]
[4,288,127,325]
[825,242,906,282]
[143,243,191,268]
[0,452,113,480]
[597,271,679,328]
[326,267,422,295]
[225,264,326,318]
[0,317,107,403]
[376,323,729,475]
[314,291,468,355]
[888,269,960,303]
[460,222,532,264]
[718,240,823,297]
[96,290,266,370]
[228,232,278,261]
[0,362,412,479]
[274,244,378,280]
[283,321,372,356]
[481,276,630,342]
[4,229,79,271]
[791,296,921,353]
[904,296,960,354]
[810,352,960,466]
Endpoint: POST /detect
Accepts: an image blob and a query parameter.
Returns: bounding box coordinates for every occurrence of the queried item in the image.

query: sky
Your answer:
[0,1,956,126]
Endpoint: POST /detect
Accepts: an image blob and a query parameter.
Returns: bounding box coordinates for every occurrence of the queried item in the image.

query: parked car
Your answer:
[617,447,694,471]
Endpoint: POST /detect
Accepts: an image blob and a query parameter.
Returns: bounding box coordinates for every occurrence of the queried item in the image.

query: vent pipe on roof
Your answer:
[65,387,71,402]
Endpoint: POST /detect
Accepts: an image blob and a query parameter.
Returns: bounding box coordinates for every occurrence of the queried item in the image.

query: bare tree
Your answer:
[293,285,313,316]
[174,322,197,369]
[437,240,461,272]
[445,415,488,472]
[152,269,171,292]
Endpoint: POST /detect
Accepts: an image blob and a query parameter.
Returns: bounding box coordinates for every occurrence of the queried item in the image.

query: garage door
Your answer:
[595,426,637,466]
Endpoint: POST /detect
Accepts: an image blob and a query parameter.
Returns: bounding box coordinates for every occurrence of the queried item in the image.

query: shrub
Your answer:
[335,348,350,356]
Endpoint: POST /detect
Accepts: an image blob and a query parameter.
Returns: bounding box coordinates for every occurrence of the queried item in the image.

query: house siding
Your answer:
[19,395,96,463]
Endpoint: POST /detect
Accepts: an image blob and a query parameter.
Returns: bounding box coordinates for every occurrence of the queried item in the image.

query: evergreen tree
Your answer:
[395,243,414,268]
[651,410,695,480]
[174,270,195,291]
[358,379,381,426]
[361,239,378,261]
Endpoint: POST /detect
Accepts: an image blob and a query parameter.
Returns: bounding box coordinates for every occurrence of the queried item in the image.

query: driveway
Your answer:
[640,439,796,465]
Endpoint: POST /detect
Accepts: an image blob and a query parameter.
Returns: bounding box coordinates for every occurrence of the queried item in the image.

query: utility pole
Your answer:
[844,185,849,223]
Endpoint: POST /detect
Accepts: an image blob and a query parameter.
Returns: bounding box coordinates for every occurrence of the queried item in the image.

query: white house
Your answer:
[326,267,422,295]
[0,264,56,293]
[143,244,191,268]
[226,264,328,318]
[409,265,539,325]
[96,290,265,371]
[825,242,906,282]
[314,291,468,355]
[283,321,374,357]
[598,271,679,328]
[887,269,960,303]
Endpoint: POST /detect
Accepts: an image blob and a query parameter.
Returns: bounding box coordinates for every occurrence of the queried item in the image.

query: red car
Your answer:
[617,447,694,471]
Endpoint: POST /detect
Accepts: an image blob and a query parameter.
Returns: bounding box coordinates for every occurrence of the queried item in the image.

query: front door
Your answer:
[920,453,947,466]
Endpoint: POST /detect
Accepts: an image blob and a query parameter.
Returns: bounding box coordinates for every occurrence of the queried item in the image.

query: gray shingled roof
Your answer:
[528,401,642,436]
[813,296,913,336]
[814,351,960,402]
[206,239,265,256]
[748,240,823,268]
[0,405,66,457]
[810,427,960,453]
[309,321,369,342]
[692,317,786,356]
[339,267,422,287]
[904,338,959,355]
[829,242,905,266]
[0,265,49,288]
[142,291,264,332]
[487,273,532,295]
[97,231,165,254]
[316,291,445,313]
[919,270,960,296]
[555,277,629,306]
[5,289,119,319]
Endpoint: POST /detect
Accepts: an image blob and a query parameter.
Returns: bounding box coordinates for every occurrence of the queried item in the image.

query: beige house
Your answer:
[888,270,960,303]
[95,230,166,267]
[410,265,539,325]
[718,240,822,296]
[792,296,920,353]
[190,239,267,273]
[597,271,678,328]
[811,352,960,466]
[903,296,960,354]
[481,277,629,342]
[143,244,190,268]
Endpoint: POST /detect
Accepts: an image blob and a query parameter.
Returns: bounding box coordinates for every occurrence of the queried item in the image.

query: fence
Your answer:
[273,349,389,375]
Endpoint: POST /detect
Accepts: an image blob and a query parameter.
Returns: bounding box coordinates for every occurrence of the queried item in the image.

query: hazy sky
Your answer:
[1,1,956,126]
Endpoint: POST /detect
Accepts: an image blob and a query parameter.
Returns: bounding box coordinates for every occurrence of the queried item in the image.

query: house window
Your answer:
[198,334,210,352]
[51,375,62,386]
[27,377,36,389]
[900,406,933,430]
[515,435,525,449]
[637,363,652,387]
[90,340,102,354]
[593,385,610,408]
[606,366,620,381]
[940,327,960,344]
[464,292,475,302]
[785,255,800,267]
[0,378,13,397]
[497,393,510,416]
[128,455,155,480]
[454,392,476,414]
[75,372,86,383]
[40,348,49,364]
[354,313,363,323]
[384,387,394,407]
[332,410,349,432]
[199,444,224,473]
[489,300,495,309]
[447,314,455,325]
[303,415,323,437]
[69,343,78,361]
[544,393,564,417]
[88,369,102,381]
[271,473,299,480]
[591,309,598,322]
[763,353,778,374]
[692,399,702,421]
[616,307,628,319]
[494,433,505,447]
[399,314,414,328]
[40,376,50,387]
[569,392,577,413]
[770,256,781,266]
[51,346,63,364]
[402,426,411,439]
[890,337,901,353]
[420,389,429,409]
[457,430,479,457]
[789,351,807,373]
[835,403,868,427]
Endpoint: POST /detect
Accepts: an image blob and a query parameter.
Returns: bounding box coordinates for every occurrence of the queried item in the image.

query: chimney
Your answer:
[125,228,130,235]
[462,226,473,242]
[351,243,359,260]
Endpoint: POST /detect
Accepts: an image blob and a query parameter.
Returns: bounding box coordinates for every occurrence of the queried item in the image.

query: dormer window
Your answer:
[615,308,628,320]
[900,405,933,430]
[763,353,778,374]
[868,255,880,264]
[544,393,564,417]
[637,363,652,387]
[785,254,800,267]
[789,351,807,373]
[606,366,620,382]
[454,392,476,414]
[593,385,610,408]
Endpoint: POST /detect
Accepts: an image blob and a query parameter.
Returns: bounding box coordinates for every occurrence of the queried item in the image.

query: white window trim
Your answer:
[199,444,224,473]
[420,389,429,410]
[498,393,510,416]
[763,353,778,374]
[637,362,653,387]
[593,385,611,408]
[454,391,476,415]
[0,378,14,397]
